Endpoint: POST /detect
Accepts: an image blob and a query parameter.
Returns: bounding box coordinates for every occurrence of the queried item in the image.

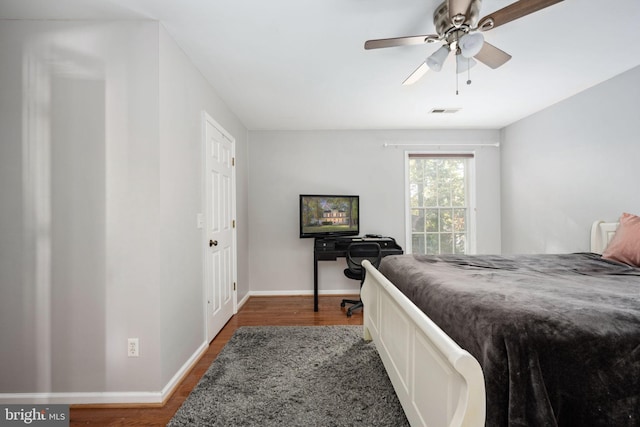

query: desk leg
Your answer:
[314,252,319,312]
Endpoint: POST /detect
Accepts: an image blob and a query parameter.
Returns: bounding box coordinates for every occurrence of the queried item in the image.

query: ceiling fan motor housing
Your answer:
[434,0,482,35]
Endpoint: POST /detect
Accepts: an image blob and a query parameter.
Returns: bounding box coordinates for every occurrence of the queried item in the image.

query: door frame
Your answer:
[201,111,238,342]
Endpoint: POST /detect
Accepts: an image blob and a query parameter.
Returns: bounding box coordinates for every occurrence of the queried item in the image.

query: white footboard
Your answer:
[361,260,485,427]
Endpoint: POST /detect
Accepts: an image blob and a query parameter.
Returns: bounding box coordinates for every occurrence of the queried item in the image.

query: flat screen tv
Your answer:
[299,194,359,238]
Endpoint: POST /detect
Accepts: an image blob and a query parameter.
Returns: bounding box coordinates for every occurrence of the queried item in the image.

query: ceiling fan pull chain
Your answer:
[457,33,460,95]
[467,59,472,86]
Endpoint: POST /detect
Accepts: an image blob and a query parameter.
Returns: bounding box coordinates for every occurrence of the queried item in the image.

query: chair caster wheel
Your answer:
[347,311,352,317]
[340,302,346,307]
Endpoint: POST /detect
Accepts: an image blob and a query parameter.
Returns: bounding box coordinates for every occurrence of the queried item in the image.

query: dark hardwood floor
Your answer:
[70,295,363,426]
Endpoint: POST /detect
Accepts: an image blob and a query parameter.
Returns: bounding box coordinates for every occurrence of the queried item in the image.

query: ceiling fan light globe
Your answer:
[459,32,484,58]
[426,46,450,72]
[456,55,477,73]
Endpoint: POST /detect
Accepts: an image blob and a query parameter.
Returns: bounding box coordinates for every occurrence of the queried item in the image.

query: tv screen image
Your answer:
[299,195,359,238]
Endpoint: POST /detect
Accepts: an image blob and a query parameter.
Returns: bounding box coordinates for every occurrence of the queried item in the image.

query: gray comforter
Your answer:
[378,253,640,427]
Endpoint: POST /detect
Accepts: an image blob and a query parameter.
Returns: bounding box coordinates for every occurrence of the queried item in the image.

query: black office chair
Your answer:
[340,242,382,317]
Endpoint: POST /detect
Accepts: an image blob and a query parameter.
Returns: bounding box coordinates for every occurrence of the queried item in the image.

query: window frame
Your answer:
[404,151,477,255]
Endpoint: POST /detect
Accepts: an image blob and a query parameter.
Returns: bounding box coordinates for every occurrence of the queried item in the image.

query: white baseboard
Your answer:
[248,289,358,297]
[237,292,251,310]
[160,340,209,402]
[0,391,164,406]
[0,341,209,406]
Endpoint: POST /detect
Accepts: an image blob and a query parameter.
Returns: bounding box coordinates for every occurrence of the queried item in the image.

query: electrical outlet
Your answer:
[128,338,139,357]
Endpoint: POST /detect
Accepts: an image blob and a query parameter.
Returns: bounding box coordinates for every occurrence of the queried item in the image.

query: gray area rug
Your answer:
[168,326,410,426]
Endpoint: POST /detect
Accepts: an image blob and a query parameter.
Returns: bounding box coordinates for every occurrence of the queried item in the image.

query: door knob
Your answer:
[209,239,218,247]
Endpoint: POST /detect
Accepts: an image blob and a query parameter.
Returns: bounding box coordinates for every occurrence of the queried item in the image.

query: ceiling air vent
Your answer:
[429,108,461,114]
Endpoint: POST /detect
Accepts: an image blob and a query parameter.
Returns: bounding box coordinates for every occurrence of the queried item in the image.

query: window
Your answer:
[407,153,474,255]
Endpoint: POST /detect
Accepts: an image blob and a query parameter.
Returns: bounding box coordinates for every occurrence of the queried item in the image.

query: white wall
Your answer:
[0,19,248,403]
[0,19,161,395]
[247,130,501,295]
[501,65,640,254]
[157,25,249,387]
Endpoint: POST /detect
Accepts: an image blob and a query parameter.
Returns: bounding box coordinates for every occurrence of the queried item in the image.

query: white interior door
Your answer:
[204,113,236,342]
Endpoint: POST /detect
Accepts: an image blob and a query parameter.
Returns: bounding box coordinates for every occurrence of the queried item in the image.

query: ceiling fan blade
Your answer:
[474,42,512,69]
[365,35,439,50]
[402,62,429,86]
[448,0,473,25]
[477,0,563,31]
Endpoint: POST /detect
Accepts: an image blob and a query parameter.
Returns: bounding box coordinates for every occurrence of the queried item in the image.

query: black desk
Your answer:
[313,236,403,311]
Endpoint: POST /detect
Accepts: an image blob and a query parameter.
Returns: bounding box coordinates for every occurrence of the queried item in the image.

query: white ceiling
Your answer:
[2,0,640,130]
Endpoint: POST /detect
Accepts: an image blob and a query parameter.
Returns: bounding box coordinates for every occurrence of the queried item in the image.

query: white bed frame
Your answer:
[590,220,620,254]
[361,221,619,427]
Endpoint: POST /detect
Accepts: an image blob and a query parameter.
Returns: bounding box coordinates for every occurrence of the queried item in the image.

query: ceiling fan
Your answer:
[365,0,563,86]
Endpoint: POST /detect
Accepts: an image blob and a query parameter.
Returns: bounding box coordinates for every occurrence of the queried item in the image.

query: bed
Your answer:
[360,220,640,427]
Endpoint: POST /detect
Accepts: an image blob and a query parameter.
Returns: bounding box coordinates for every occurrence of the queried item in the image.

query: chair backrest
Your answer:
[346,242,383,274]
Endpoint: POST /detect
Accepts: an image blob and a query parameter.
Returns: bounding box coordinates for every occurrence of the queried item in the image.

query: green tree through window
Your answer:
[408,154,472,255]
